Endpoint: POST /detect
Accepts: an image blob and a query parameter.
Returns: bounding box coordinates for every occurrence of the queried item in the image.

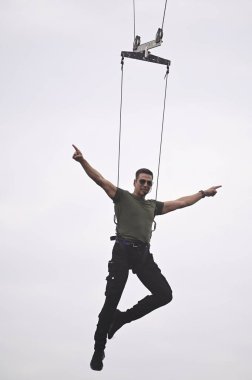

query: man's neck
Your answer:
[132,191,146,199]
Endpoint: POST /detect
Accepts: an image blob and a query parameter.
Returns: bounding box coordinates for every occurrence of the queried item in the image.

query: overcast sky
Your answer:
[1,1,252,379]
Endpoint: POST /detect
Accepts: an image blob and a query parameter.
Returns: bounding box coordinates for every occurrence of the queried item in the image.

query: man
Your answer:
[72,144,221,371]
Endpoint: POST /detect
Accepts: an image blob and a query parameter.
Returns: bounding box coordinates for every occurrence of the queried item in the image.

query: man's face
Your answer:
[133,173,153,197]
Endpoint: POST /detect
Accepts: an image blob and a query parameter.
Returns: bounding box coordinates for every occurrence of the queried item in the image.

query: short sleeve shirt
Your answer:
[113,188,164,243]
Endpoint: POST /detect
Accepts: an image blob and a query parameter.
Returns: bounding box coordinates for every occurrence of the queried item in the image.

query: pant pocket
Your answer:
[105,260,128,296]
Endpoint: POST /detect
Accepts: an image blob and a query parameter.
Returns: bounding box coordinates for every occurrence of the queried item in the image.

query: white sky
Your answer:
[0,1,252,379]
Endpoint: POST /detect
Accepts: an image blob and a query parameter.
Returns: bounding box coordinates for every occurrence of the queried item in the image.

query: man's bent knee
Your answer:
[159,289,173,306]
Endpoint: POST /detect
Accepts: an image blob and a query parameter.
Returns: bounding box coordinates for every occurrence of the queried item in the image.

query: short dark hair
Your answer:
[135,168,153,179]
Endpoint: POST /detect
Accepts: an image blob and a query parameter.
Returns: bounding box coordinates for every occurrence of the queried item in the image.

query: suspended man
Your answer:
[72,144,221,371]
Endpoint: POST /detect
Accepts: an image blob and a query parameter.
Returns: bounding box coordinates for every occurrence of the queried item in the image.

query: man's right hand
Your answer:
[72,144,84,163]
[72,144,117,199]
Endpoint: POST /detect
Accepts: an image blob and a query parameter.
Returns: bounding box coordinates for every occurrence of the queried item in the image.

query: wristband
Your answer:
[199,190,206,198]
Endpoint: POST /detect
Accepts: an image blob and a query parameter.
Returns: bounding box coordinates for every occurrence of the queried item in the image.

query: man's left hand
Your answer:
[204,185,222,197]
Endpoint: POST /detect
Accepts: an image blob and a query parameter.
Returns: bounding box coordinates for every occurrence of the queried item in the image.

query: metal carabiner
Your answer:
[152,220,157,232]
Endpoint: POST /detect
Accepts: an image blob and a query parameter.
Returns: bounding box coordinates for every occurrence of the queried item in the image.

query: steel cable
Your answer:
[155,66,169,201]
[161,0,168,30]
[133,0,136,40]
[117,57,124,187]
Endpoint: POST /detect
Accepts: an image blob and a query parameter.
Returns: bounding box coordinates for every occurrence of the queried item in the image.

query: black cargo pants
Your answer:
[94,238,173,350]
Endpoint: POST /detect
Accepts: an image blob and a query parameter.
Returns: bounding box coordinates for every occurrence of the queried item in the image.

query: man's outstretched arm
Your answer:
[162,186,222,214]
[72,144,117,199]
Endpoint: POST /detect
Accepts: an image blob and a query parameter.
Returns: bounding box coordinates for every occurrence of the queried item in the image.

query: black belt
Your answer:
[113,235,149,248]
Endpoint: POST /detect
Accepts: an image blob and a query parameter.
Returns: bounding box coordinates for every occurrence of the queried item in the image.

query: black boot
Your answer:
[90,349,105,371]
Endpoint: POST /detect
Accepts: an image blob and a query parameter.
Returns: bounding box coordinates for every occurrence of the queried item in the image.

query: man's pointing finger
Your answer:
[72,144,80,153]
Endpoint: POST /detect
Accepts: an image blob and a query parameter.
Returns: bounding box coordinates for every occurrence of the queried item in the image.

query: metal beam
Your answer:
[121,51,171,67]
[134,39,162,53]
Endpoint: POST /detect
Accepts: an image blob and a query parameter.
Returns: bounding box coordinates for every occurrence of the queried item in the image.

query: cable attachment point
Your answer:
[155,28,163,43]
[120,54,124,68]
[164,64,170,79]
[133,35,141,51]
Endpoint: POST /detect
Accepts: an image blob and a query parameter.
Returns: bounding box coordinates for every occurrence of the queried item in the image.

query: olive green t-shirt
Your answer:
[113,188,164,243]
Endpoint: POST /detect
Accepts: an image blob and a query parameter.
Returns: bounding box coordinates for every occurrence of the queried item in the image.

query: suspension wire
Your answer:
[117,56,125,188]
[116,61,170,201]
[161,0,168,30]
[114,2,170,234]
[155,65,169,201]
[133,0,136,40]
[132,0,168,41]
